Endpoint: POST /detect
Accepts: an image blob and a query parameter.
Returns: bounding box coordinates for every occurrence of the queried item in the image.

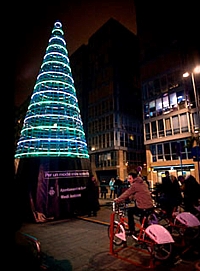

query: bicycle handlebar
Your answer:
[112,201,133,212]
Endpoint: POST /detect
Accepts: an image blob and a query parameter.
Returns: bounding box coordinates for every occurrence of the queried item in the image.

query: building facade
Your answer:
[135,0,200,183]
[71,18,145,182]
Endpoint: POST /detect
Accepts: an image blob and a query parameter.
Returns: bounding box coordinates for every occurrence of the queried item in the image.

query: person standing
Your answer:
[109,177,115,199]
[160,171,182,219]
[114,170,153,235]
[115,176,123,197]
[180,175,200,214]
[100,179,107,199]
[86,175,100,217]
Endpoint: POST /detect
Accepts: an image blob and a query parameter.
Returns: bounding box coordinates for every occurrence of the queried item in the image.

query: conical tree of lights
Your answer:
[15,21,89,159]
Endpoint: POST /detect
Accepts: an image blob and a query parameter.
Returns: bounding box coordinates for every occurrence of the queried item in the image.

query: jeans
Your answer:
[128,206,153,231]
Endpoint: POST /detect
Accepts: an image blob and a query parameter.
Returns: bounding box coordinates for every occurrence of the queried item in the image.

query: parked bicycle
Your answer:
[108,202,174,262]
[150,202,200,244]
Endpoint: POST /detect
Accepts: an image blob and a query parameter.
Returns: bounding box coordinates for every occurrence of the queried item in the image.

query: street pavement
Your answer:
[15,198,200,271]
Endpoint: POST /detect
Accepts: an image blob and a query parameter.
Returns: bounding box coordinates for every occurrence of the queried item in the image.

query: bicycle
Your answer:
[108,202,174,262]
[151,203,200,244]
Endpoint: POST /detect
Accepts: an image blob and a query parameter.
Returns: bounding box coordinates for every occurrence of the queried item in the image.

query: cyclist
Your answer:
[114,170,153,235]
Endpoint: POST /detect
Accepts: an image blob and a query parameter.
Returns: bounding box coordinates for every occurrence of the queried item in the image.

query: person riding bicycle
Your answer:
[114,170,153,235]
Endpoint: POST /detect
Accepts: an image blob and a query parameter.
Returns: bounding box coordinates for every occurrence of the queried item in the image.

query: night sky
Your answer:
[14,0,137,107]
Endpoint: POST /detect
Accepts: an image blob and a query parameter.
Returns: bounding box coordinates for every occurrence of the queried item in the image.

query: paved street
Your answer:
[15,200,200,270]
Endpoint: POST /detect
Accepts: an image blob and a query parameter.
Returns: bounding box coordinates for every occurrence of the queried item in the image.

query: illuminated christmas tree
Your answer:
[15,21,90,221]
[15,21,89,159]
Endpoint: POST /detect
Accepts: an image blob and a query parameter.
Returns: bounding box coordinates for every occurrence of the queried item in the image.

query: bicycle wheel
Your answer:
[143,232,173,261]
[153,243,173,261]
[176,223,199,240]
[174,212,200,240]
[107,222,125,246]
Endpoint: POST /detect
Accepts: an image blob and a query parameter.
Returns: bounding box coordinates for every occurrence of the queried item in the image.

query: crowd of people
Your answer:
[157,171,200,217]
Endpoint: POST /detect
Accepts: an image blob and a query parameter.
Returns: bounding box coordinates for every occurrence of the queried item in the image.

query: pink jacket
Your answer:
[116,177,153,209]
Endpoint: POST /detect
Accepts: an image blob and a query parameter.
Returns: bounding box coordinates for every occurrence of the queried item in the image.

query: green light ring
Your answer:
[41,60,70,69]
[21,125,85,134]
[44,52,68,61]
[34,80,75,91]
[37,74,74,84]
[31,90,77,101]
[52,28,64,35]
[17,138,88,145]
[33,83,75,91]
[23,114,82,124]
[28,100,80,110]
[46,44,68,55]
[37,71,74,82]
[15,152,89,158]
[35,77,74,87]
[49,36,66,46]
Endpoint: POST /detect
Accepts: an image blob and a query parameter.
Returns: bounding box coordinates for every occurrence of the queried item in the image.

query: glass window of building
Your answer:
[163,93,170,113]
[151,144,156,162]
[156,98,162,116]
[169,92,177,110]
[145,123,150,140]
[151,121,157,138]
[165,118,172,135]
[177,90,185,104]
[149,100,156,117]
[172,115,180,134]
[158,119,164,137]
[164,142,171,160]
[157,144,163,160]
[180,113,188,132]
[144,103,149,119]
[171,141,178,159]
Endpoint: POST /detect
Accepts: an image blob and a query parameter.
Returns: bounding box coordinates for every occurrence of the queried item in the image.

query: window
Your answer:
[149,100,156,117]
[158,119,164,137]
[163,94,170,113]
[180,113,188,132]
[157,144,163,160]
[151,121,157,138]
[164,143,171,160]
[156,98,162,115]
[177,90,185,104]
[165,118,172,135]
[169,92,178,110]
[171,141,178,159]
[150,144,156,162]
[149,140,190,163]
[144,103,149,119]
[172,115,180,134]
[145,123,150,140]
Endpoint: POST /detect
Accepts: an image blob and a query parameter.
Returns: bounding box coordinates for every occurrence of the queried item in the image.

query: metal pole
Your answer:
[191,72,200,182]
[191,72,200,127]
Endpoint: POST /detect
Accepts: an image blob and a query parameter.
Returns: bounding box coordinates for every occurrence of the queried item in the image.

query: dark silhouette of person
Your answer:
[115,176,123,197]
[160,171,182,219]
[86,175,100,217]
[100,179,107,199]
[180,175,200,215]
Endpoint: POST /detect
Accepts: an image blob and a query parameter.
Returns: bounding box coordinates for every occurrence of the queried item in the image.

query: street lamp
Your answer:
[183,66,200,182]
[183,66,200,130]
